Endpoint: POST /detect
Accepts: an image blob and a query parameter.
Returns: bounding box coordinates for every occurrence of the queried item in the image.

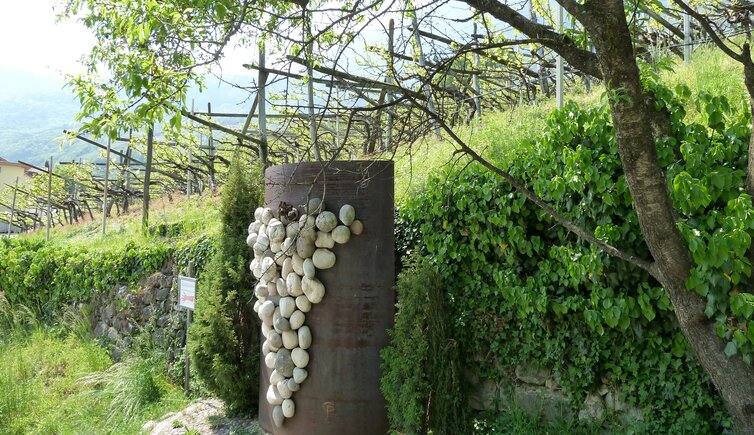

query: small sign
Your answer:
[179,276,197,310]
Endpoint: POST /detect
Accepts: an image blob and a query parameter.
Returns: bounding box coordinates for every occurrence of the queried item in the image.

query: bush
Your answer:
[396,82,744,431]
[190,152,264,415]
[381,258,469,434]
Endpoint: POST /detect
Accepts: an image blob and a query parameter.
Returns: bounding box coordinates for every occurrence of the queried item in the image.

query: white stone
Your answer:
[277,380,292,399]
[280,297,296,318]
[260,300,275,318]
[293,368,308,384]
[287,378,300,392]
[257,232,270,249]
[302,277,325,304]
[281,237,296,256]
[270,369,284,386]
[350,220,364,235]
[282,330,298,349]
[270,241,282,253]
[274,317,291,333]
[262,322,272,339]
[307,198,323,215]
[272,307,281,328]
[286,222,300,239]
[274,252,286,266]
[268,331,282,350]
[253,299,261,313]
[339,204,355,225]
[332,225,351,244]
[292,254,305,276]
[261,208,274,224]
[298,213,308,226]
[262,340,271,355]
[252,220,263,233]
[289,311,305,330]
[254,208,264,221]
[286,273,303,297]
[282,399,295,418]
[272,405,284,427]
[298,325,312,350]
[315,211,338,232]
[295,295,312,313]
[277,277,288,297]
[268,221,286,243]
[265,352,277,369]
[266,280,277,297]
[246,232,258,247]
[292,348,309,368]
[282,258,293,278]
[261,257,277,282]
[267,385,283,406]
[303,258,316,278]
[296,237,316,259]
[315,231,335,248]
[312,248,336,269]
[252,243,266,257]
[299,219,317,242]
[255,284,268,299]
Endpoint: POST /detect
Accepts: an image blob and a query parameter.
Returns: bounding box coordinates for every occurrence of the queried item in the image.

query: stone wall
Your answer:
[89,260,189,362]
[467,362,643,425]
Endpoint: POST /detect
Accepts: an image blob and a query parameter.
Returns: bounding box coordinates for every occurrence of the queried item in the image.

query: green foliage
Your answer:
[398,83,745,431]
[381,258,469,434]
[190,152,263,415]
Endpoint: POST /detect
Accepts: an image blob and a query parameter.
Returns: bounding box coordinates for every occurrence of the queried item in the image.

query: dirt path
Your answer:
[142,398,265,435]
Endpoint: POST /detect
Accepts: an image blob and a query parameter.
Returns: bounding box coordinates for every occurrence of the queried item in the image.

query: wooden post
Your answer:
[684,12,692,63]
[207,102,216,189]
[102,137,111,235]
[556,4,564,109]
[386,19,395,150]
[184,261,195,393]
[124,141,132,212]
[473,22,482,119]
[412,15,439,136]
[304,9,321,160]
[142,126,154,232]
[258,41,269,166]
[46,156,53,241]
[7,176,18,236]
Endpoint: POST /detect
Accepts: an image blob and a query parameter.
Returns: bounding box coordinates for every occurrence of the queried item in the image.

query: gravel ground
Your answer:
[142,398,265,435]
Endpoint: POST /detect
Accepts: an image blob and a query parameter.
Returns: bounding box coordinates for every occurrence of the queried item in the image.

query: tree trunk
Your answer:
[583,2,754,432]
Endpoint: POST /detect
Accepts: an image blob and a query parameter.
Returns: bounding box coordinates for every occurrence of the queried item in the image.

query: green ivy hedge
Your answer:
[0,236,214,316]
[395,80,749,431]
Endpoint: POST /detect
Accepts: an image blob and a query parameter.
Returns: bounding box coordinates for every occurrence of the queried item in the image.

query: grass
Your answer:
[0,307,189,435]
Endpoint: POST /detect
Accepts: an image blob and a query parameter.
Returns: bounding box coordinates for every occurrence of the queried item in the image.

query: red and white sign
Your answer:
[179,276,197,310]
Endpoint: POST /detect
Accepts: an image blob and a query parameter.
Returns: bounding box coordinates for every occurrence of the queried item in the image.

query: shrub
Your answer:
[381,257,469,434]
[190,152,263,415]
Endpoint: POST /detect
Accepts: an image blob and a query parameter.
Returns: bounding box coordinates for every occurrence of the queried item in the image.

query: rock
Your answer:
[141,420,157,433]
[275,252,287,266]
[270,241,282,253]
[257,232,270,249]
[315,231,335,248]
[292,348,309,368]
[604,390,629,413]
[303,258,316,278]
[270,370,284,386]
[262,340,271,355]
[102,305,114,322]
[286,222,300,239]
[469,378,500,411]
[287,378,300,392]
[265,352,277,369]
[597,384,610,396]
[280,297,296,318]
[307,198,323,215]
[274,317,291,332]
[261,208,274,225]
[254,208,264,221]
[302,277,325,304]
[268,221,286,243]
[331,225,351,244]
[260,300,275,319]
[268,331,283,350]
[293,368,308,384]
[350,220,364,235]
[261,257,277,282]
[251,220,263,233]
[272,405,284,427]
[282,258,293,278]
[281,238,296,256]
[339,204,355,225]
[296,237,316,259]
[107,326,119,341]
[295,295,312,313]
[514,385,571,424]
[267,385,283,405]
[282,330,298,349]
[275,349,295,377]
[299,218,316,242]
[315,211,338,232]
[262,322,272,338]
[250,258,262,278]
[155,287,170,301]
[515,364,551,386]
[286,273,303,297]
[278,380,292,399]
[298,326,312,349]
[289,311,305,330]
[312,248,336,269]
[94,321,107,337]
[619,406,644,423]
[545,378,560,390]
[292,254,305,276]
[282,399,295,418]
[578,393,605,422]
[246,232,258,247]
[255,284,269,299]
[277,278,288,297]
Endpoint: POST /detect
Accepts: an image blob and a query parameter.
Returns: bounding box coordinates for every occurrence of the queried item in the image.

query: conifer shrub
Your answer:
[190,153,263,414]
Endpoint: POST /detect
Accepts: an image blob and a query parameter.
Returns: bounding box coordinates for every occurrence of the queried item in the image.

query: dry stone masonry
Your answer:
[247,199,363,428]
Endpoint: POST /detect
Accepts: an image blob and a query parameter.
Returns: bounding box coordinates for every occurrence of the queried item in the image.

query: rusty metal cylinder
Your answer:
[259,160,394,435]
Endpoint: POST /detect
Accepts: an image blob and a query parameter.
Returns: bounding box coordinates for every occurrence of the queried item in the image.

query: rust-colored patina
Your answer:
[259,160,394,435]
